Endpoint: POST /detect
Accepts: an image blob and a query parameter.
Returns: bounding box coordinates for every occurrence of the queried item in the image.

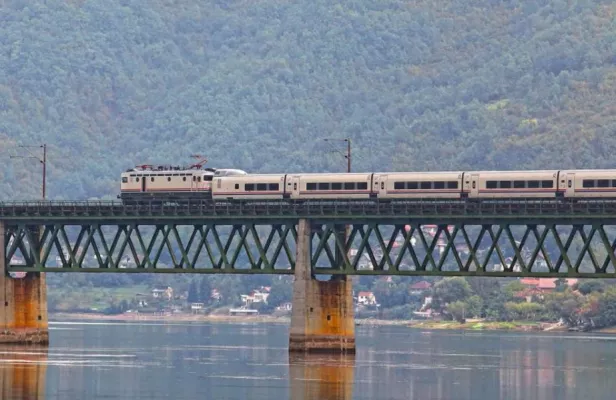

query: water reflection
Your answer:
[0,345,47,400]
[289,353,355,400]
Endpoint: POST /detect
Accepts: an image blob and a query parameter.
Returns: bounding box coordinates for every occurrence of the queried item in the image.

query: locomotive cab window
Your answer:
[122,177,128,183]
[204,175,213,181]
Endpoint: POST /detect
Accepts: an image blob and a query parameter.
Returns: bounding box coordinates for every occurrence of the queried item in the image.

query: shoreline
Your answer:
[50,313,577,332]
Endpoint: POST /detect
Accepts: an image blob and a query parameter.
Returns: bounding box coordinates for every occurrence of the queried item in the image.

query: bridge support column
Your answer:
[289,219,355,354]
[0,223,48,344]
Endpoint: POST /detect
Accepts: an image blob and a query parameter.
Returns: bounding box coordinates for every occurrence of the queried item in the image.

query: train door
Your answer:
[470,173,479,197]
[565,172,575,197]
[141,176,146,192]
[377,175,387,197]
[287,175,300,199]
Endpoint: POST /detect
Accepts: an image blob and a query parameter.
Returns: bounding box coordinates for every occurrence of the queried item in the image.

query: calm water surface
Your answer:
[3,321,616,399]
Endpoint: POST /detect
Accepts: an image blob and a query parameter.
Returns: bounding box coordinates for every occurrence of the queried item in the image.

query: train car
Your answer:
[562,169,616,198]
[286,173,373,200]
[212,174,286,200]
[466,170,559,199]
[374,172,463,200]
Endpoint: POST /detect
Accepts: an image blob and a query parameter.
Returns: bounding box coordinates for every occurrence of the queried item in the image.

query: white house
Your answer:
[357,291,377,306]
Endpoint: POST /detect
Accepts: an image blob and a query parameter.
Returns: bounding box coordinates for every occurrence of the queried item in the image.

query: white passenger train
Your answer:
[120,166,616,202]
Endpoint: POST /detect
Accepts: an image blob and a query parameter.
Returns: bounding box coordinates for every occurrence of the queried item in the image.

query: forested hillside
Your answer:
[1,0,616,200]
[2,0,616,307]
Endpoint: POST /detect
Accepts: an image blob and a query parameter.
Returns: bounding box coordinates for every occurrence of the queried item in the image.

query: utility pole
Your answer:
[323,138,351,173]
[11,144,47,200]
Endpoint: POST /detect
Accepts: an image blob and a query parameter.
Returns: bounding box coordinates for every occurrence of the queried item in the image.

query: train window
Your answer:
[358,182,368,190]
[245,184,255,191]
[394,182,404,190]
[183,177,187,182]
[568,180,572,188]
[332,182,342,190]
[204,175,213,181]
[513,180,525,188]
[408,182,418,189]
[269,183,279,191]
[541,180,553,188]
[528,180,540,189]
[151,177,155,182]
[612,180,616,187]
[434,181,445,189]
[381,182,385,190]
[193,176,196,181]
[122,177,128,183]
[257,183,267,191]
[583,180,594,188]
[294,183,297,190]
[598,179,610,188]
[197,177,201,182]
[447,181,458,189]
[307,183,317,190]
[136,177,140,182]
[235,184,239,190]
[420,182,431,190]
[486,181,498,189]
[167,177,171,182]
[318,182,329,190]
[472,181,476,189]
[344,182,355,190]
[500,181,511,188]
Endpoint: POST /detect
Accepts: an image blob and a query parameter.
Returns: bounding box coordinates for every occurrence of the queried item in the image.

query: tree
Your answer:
[199,277,212,304]
[267,279,293,309]
[577,280,605,295]
[432,277,473,310]
[187,280,199,303]
[447,301,468,323]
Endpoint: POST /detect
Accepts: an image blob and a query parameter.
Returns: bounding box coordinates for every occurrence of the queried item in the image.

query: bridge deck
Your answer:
[0,199,616,222]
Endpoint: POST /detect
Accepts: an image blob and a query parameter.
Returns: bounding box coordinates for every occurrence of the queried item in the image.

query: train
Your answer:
[119,164,616,202]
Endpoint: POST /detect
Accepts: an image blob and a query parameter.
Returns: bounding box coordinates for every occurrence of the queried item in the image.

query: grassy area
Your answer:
[408,320,544,331]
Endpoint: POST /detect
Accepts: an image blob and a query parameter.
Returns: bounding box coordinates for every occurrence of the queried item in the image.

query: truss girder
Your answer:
[5,222,616,277]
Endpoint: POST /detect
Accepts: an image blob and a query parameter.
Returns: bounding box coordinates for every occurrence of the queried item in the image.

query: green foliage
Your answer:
[504,302,545,321]
[577,280,605,295]
[433,277,473,309]
[187,280,199,303]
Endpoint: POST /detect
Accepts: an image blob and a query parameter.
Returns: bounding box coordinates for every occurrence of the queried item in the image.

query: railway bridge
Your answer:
[3,199,616,351]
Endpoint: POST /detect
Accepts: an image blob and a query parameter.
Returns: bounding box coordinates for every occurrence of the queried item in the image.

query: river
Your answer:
[2,321,616,399]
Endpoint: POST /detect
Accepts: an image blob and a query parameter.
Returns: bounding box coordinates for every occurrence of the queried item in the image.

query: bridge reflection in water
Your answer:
[0,346,47,400]
[289,353,355,400]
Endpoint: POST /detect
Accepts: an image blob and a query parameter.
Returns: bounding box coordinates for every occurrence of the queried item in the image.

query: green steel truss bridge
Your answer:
[5,199,616,277]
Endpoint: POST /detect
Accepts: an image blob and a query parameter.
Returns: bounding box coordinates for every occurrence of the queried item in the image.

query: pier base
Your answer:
[0,223,48,344]
[289,220,355,354]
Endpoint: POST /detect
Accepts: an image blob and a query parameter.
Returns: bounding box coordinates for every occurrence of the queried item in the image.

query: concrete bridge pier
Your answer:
[0,223,48,344]
[289,219,355,354]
